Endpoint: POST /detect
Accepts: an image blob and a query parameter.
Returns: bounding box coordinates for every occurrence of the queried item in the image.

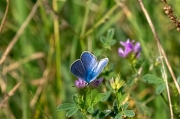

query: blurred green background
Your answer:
[0,0,180,119]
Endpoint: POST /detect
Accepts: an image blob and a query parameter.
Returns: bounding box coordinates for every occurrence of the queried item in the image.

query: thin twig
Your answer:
[0,82,21,108]
[137,0,174,118]
[30,91,50,119]
[0,1,39,65]
[143,94,156,105]
[138,0,180,94]
[0,0,9,33]
[3,52,45,74]
[30,68,49,108]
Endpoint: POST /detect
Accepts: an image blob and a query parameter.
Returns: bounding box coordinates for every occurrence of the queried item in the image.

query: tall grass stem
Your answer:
[137,0,174,118]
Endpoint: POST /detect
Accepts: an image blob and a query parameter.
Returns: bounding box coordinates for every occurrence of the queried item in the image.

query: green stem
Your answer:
[80,0,92,37]
[128,60,136,74]
[160,94,178,118]
[82,4,118,39]
[82,113,88,119]
[115,92,120,110]
[160,93,168,105]
[52,0,62,118]
[80,0,92,51]
[52,0,61,93]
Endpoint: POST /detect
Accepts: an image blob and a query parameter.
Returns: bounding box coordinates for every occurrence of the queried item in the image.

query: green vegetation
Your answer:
[0,0,180,119]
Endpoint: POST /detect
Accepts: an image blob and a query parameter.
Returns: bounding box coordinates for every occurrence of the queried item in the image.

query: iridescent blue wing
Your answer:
[86,58,108,83]
[70,60,86,81]
[80,51,97,81]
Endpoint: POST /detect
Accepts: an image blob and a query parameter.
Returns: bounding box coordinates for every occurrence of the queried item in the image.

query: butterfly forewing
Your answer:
[70,60,86,81]
[81,51,97,76]
[86,58,109,83]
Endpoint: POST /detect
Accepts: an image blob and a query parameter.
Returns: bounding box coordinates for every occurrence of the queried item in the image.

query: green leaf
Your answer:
[143,74,164,84]
[115,112,123,119]
[124,110,135,117]
[86,90,93,107]
[113,99,118,113]
[113,99,118,107]
[100,91,111,102]
[102,109,111,115]
[121,102,129,110]
[116,92,122,103]
[156,83,166,94]
[107,28,114,40]
[92,92,110,106]
[119,94,128,104]
[99,110,111,119]
[57,103,76,111]
[87,106,94,114]
[72,94,79,105]
[100,36,107,44]
[92,109,100,117]
[110,39,116,45]
[66,107,78,117]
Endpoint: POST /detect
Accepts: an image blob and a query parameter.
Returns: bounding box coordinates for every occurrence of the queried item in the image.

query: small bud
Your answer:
[174,22,178,26]
[110,78,116,90]
[163,6,168,10]
[167,5,172,10]
[177,27,180,31]
[170,19,176,23]
[110,75,125,91]
[165,10,169,14]
[167,13,174,18]
[170,16,176,20]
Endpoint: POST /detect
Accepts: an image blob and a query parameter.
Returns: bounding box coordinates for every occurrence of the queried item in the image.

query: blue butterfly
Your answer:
[70,51,108,83]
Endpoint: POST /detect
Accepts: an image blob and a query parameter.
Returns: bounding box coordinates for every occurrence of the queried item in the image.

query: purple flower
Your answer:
[133,42,142,58]
[75,78,86,88]
[74,78,104,88]
[118,39,134,58]
[89,78,104,88]
[118,39,141,58]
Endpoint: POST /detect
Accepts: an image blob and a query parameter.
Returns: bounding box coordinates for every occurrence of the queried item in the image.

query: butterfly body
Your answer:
[70,51,108,83]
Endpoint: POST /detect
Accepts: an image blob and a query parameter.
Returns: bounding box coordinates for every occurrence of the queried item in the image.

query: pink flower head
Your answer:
[75,78,86,88]
[75,78,104,88]
[89,78,104,88]
[118,39,141,58]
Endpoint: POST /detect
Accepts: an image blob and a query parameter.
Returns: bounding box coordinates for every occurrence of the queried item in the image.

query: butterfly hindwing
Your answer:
[70,60,86,81]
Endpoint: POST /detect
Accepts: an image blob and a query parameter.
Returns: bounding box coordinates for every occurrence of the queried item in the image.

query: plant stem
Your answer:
[52,0,61,93]
[82,4,119,39]
[138,0,180,95]
[0,1,39,65]
[0,0,9,33]
[80,0,92,51]
[137,0,174,118]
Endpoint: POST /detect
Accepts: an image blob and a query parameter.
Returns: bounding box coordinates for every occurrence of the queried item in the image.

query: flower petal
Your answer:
[118,48,126,58]
[75,78,86,88]
[89,78,104,88]
[133,42,142,53]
